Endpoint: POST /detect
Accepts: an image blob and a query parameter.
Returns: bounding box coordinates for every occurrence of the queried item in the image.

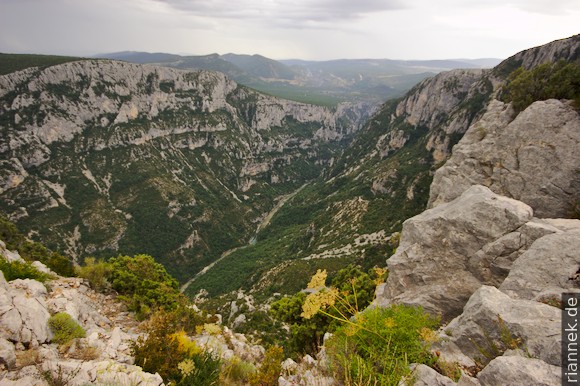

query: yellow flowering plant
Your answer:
[300,269,441,385]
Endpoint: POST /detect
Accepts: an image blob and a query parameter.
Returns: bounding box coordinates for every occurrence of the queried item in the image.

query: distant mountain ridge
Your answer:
[94,51,502,105]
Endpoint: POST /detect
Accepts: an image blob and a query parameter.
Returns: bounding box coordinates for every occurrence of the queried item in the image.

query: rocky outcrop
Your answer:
[0,275,51,348]
[400,364,456,386]
[395,69,484,129]
[476,355,561,386]
[438,286,561,367]
[193,325,265,364]
[0,245,162,384]
[494,34,579,73]
[428,99,580,218]
[500,227,580,301]
[378,188,579,384]
[376,185,535,321]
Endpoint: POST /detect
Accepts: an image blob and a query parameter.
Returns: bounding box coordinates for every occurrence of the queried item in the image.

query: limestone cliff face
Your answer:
[373,35,579,385]
[393,69,489,163]
[0,60,369,281]
[383,70,493,162]
[494,34,580,74]
[428,99,580,217]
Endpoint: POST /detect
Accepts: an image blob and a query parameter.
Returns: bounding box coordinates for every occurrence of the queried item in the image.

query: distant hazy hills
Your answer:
[95,51,502,105]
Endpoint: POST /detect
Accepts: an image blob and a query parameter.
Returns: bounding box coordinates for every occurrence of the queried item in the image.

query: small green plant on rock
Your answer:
[472,315,525,369]
[0,256,53,283]
[48,312,86,345]
[301,269,439,386]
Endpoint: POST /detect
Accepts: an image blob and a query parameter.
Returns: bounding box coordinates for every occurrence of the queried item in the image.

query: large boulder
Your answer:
[429,99,580,218]
[438,286,560,367]
[500,226,580,301]
[0,278,51,347]
[476,355,561,386]
[377,185,534,321]
[0,337,16,370]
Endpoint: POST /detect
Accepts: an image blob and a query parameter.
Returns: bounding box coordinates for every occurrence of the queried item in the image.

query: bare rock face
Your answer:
[497,34,580,71]
[500,227,580,301]
[438,286,561,367]
[0,336,16,370]
[395,69,484,129]
[429,99,580,218]
[476,355,561,386]
[0,276,51,347]
[377,185,534,321]
[399,364,456,386]
[0,242,161,384]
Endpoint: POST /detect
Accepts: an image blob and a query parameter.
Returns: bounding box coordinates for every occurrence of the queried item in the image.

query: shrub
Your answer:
[298,270,439,385]
[221,356,257,385]
[48,312,86,345]
[270,266,384,357]
[249,346,284,386]
[324,305,439,386]
[502,60,580,113]
[108,254,181,319]
[132,309,219,385]
[0,257,53,283]
[75,257,112,291]
[176,351,222,386]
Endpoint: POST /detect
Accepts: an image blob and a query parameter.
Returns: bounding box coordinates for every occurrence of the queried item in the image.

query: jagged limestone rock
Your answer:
[399,364,456,386]
[476,355,561,386]
[500,226,580,301]
[0,337,16,370]
[429,99,580,218]
[40,359,164,386]
[0,278,51,347]
[377,185,533,321]
[439,286,560,367]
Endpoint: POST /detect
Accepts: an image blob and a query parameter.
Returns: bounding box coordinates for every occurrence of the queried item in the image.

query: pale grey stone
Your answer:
[442,286,560,367]
[429,99,580,218]
[0,337,16,369]
[398,364,455,386]
[378,185,533,321]
[477,356,561,386]
[500,227,580,300]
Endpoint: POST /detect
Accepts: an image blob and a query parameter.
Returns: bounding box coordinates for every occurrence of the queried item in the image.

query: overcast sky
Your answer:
[0,0,578,61]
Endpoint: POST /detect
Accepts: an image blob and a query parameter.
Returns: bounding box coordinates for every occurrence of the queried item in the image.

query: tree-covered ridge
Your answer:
[0,53,85,75]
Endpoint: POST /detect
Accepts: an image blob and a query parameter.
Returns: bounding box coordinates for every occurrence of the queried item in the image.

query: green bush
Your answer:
[221,356,257,385]
[132,309,220,386]
[270,266,384,357]
[325,305,439,386]
[108,254,181,319]
[248,346,284,386]
[75,257,112,291]
[177,351,222,386]
[502,60,580,113]
[48,312,86,345]
[0,257,53,283]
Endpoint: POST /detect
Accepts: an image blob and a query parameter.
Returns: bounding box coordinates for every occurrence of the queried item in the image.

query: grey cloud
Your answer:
[154,0,406,24]
[449,0,580,15]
